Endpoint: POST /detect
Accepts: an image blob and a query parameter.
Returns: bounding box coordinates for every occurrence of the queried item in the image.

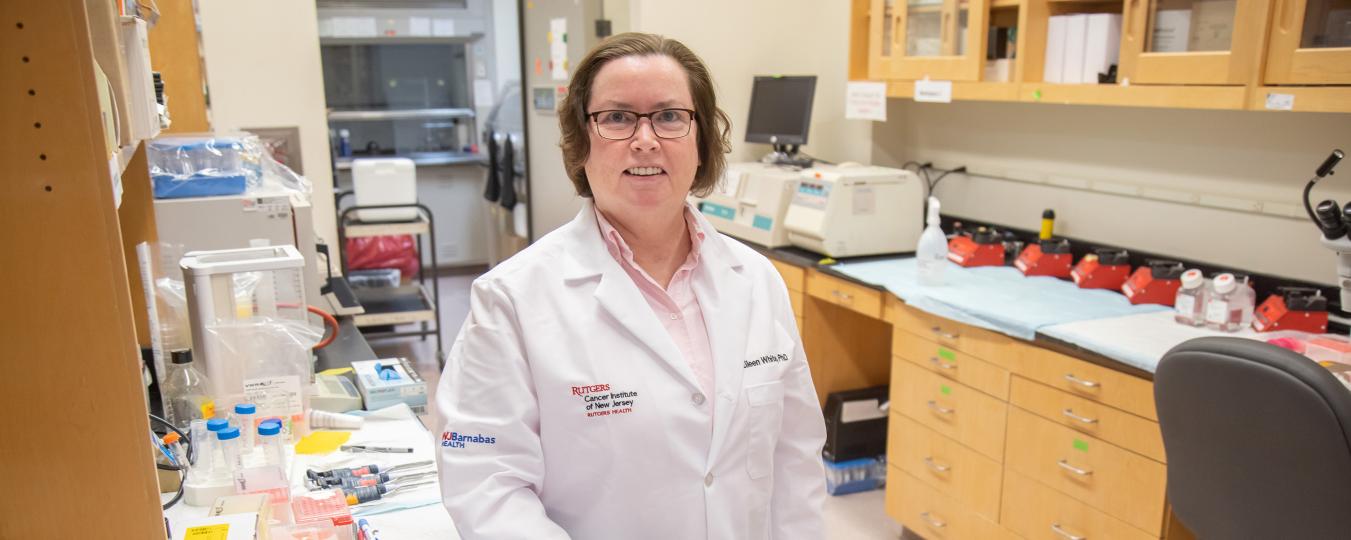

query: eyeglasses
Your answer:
[587,108,696,140]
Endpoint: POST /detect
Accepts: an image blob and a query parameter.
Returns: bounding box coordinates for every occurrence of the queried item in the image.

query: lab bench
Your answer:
[754,245,1196,540]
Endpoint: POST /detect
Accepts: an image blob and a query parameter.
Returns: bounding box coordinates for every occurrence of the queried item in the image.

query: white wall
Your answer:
[632,0,870,165]
[873,100,1351,285]
[196,0,337,250]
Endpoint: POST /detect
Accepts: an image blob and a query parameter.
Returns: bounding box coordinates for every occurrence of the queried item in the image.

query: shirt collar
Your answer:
[593,203,706,270]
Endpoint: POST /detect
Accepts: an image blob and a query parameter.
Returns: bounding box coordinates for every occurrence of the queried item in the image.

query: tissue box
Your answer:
[352,358,427,413]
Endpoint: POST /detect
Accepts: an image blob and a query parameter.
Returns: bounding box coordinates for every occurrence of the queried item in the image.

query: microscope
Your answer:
[1304,149,1348,307]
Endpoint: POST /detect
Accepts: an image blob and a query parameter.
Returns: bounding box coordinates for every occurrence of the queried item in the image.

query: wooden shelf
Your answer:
[990,0,1020,8]
[344,215,431,238]
[353,284,437,327]
[1019,83,1247,110]
[887,81,1022,102]
[1247,86,1351,114]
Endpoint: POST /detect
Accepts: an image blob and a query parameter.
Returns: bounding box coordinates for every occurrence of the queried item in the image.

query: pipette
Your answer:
[306,460,433,482]
[343,479,437,505]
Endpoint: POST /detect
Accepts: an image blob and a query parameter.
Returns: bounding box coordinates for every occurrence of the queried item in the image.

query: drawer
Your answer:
[892,360,1008,461]
[894,332,1011,400]
[1010,377,1166,463]
[806,270,883,318]
[789,290,804,319]
[885,467,1015,540]
[1004,408,1167,534]
[1010,346,1158,421]
[1002,469,1158,540]
[771,258,805,293]
[888,413,1003,521]
[884,297,1016,369]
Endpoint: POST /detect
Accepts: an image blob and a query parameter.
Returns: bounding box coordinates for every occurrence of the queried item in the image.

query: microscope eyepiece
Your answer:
[1317,149,1344,178]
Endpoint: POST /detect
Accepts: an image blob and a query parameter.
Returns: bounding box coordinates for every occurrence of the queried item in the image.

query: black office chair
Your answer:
[1155,336,1351,539]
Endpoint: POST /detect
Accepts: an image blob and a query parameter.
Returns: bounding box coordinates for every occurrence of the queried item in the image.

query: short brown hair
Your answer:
[559,33,731,198]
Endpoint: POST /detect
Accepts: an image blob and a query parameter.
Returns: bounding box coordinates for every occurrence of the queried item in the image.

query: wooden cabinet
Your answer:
[869,0,992,81]
[1010,343,1159,420]
[807,270,885,319]
[889,413,1006,520]
[851,0,1351,110]
[1117,0,1272,85]
[1265,0,1351,84]
[886,467,1018,539]
[1010,376,1166,462]
[893,360,1010,460]
[1003,469,1160,540]
[894,330,1012,399]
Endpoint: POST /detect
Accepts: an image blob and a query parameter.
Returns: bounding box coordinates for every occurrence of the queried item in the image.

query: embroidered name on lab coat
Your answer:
[744,353,789,369]
[572,383,639,417]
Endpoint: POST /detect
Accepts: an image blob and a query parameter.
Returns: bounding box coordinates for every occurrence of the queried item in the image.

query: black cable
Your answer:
[149,414,190,510]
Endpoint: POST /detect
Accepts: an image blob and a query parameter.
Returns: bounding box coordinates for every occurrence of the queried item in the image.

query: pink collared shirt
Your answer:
[593,205,716,408]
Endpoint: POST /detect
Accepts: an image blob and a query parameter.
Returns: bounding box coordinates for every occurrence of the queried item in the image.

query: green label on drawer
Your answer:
[1073,438,1089,452]
[937,347,956,362]
[940,384,952,395]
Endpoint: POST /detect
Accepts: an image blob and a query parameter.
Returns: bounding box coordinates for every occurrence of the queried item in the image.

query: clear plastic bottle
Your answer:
[217,427,243,477]
[162,349,215,430]
[1205,273,1244,332]
[258,420,286,469]
[1234,274,1258,328]
[1173,269,1207,326]
[917,196,949,286]
[231,403,257,449]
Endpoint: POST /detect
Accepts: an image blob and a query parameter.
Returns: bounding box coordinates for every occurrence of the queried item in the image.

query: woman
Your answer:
[435,33,826,539]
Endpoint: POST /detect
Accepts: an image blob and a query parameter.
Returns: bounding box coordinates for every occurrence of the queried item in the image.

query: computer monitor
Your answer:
[744,75,817,147]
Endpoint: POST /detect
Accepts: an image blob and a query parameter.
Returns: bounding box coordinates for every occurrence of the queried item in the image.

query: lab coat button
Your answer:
[692,393,706,405]
[704,473,714,486]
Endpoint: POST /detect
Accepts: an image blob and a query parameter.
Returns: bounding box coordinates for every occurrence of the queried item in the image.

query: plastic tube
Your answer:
[259,420,286,469]
[189,419,213,479]
[232,403,257,448]
[217,427,243,477]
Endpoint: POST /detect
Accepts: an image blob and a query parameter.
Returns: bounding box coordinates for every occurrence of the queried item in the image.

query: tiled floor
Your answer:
[366,273,906,539]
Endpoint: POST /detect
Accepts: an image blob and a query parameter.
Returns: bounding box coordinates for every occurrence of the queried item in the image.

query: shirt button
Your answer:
[704,473,714,487]
[669,313,679,320]
[692,393,706,405]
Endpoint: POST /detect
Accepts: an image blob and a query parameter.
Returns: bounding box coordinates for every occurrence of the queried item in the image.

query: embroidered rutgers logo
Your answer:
[571,382,639,418]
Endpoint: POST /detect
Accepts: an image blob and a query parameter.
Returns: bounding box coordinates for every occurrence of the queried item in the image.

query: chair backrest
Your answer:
[1155,336,1351,539]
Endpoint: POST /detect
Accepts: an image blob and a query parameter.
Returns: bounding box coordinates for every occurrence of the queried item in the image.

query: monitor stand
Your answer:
[761,143,815,168]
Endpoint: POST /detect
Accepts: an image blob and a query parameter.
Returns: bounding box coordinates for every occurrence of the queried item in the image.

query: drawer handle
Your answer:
[1051,522,1087,540]
[926,400,955,416]
[1063,373,1101,389]
[831,290,854,302]
[1062,408,1099,425]
[1057,459,1094,477]
[930,326,961,340]
[919,511,947,529]
[929,357,957,370]
[922,456,952,473]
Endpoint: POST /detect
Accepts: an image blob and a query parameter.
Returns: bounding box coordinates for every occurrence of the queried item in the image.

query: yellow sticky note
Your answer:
[184,524,230,539]
[317,367,354,377]
[294,431,352,455]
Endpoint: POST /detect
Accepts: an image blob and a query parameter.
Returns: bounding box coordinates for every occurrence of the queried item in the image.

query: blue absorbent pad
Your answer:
[152,173,248,199]
[831,257,1169,340]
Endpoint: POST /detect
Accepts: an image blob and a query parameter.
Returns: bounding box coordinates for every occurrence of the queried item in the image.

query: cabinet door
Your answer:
[1118,0,1271,84]
[890,0,991,80]
[869,0,901,79]
[1265,0,1351,83]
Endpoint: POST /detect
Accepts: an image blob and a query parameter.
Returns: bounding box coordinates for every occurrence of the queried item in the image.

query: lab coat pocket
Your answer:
[746,380,786,480]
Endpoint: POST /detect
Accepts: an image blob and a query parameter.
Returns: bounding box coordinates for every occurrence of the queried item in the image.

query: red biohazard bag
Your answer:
[344,235,420,280]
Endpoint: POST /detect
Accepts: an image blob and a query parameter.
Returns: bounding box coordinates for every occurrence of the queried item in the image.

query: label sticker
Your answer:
[937,347,956,362]
[940,384,952,395]
[1265,93,1295,111]
[1073,438,1089,452]
[699,201,735,220]
[184,524,230,540]
[914,79,953,103]
[845,81,888,121]
[752,214,773,231]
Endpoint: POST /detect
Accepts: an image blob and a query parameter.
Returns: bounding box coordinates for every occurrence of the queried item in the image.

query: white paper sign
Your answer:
[1265,93,1295,111]
[845,81,887,121]
[474,79,495,107]
[914,79,953,103]
[432,18,456,37]
[550,18,569,80]
[408,17,431,37]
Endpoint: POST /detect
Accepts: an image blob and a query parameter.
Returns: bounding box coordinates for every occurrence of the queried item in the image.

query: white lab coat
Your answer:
[435,201,827,539]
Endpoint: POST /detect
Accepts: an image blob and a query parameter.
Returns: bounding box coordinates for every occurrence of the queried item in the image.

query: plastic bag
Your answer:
[345,235,420,280]
[206,317,322,442]
[148,132,312,200]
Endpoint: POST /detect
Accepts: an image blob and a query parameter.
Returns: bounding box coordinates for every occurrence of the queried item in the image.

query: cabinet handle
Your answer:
[1063,373,1101,389]
[1057,459,1094,477]
[920,511,947,529]
[1051,522,1087,540]
[831,289,853,302]
[929,357,957,370]
[1276,0,1293,32]
[1062,408,1099,425]
[923,456,952,473]
[930,326,961,340]
[927,400,955,415]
